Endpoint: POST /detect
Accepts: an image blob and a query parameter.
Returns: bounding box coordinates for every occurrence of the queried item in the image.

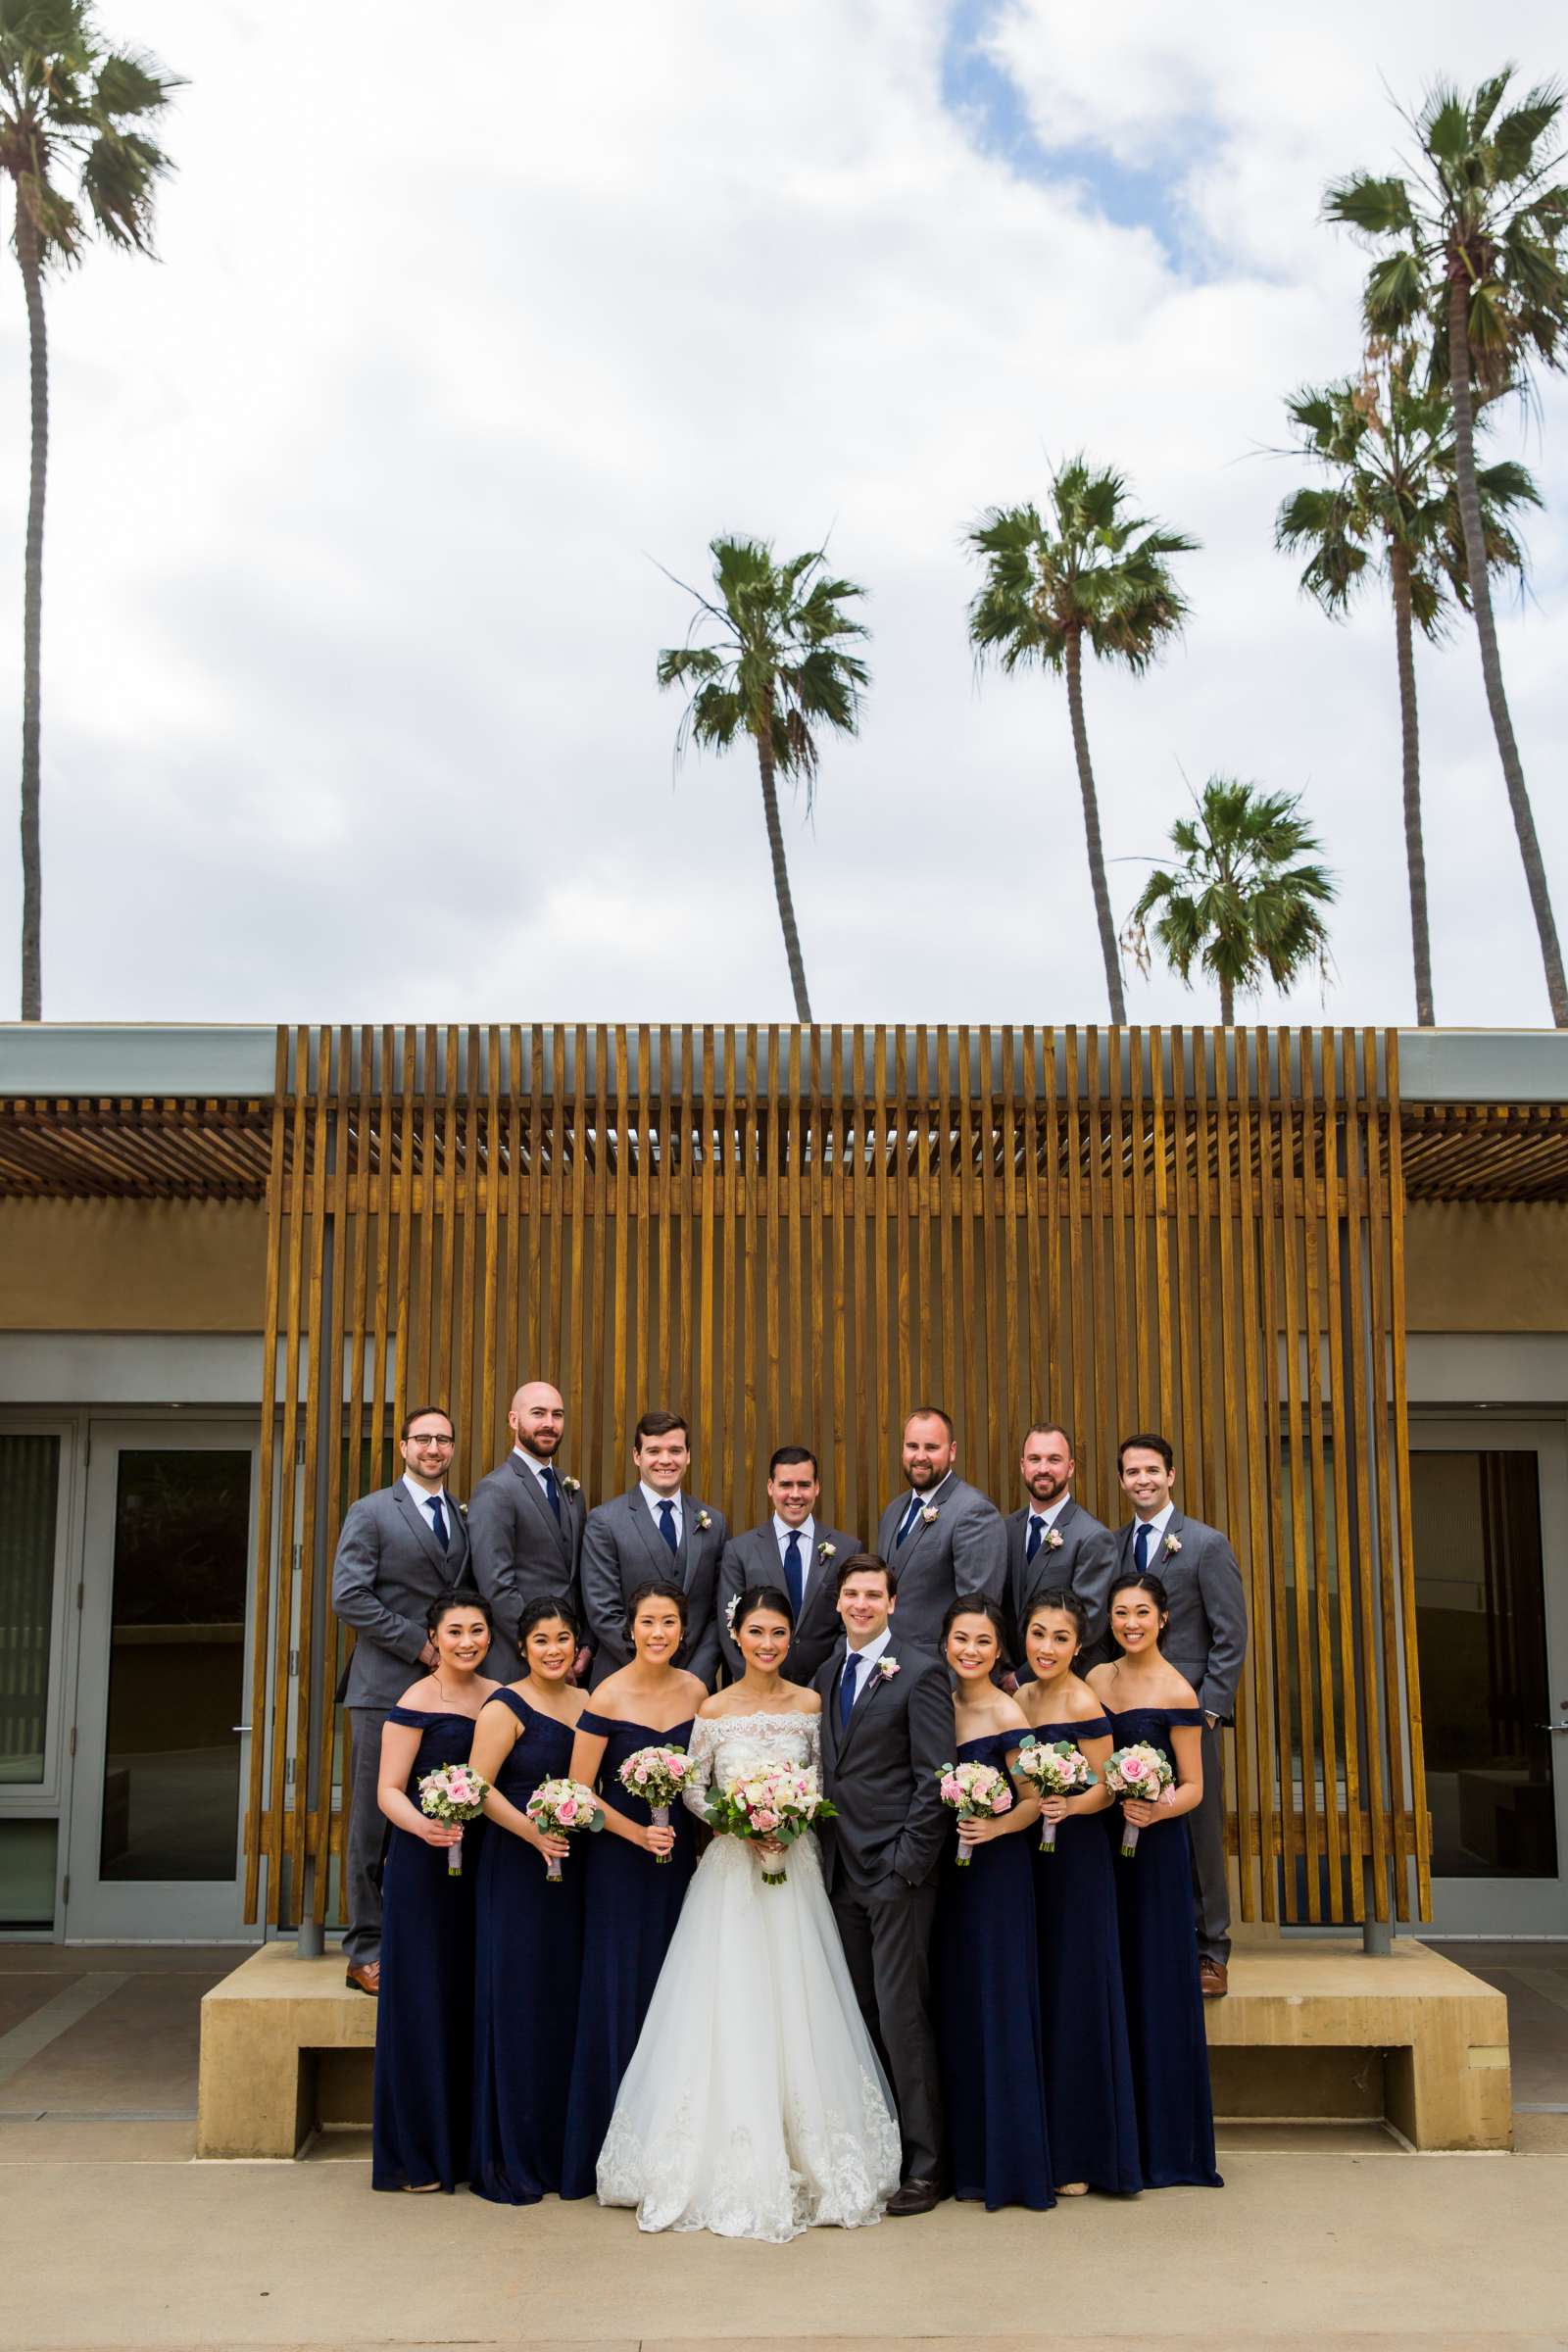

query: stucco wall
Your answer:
[1404,1202,1568,1333]
[0,1200,267,1331]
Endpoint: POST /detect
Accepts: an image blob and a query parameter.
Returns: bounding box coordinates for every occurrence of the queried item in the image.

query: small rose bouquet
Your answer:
[1103,1742,1174,1857]
[706,1763,837,1886]
[524,1777,605,1882]
[416,1762,491,1878]
[935,1757,1013,1867]
[617,1743,696,1863]
[1013,1736,1097,1852]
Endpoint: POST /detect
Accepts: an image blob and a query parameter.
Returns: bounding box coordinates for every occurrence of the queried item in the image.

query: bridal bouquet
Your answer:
[617,1743,696,1862]
[706,1763,837,1886]
[1013,1737,1097,1853]
[416,1762,491,1878]
[524,1777,605,1882]
[1102,1742,1174,1857]
[935,1757,1013,1867]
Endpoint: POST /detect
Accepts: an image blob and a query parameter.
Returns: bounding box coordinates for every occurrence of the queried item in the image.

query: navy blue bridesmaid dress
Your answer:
[469,1690,583,2203]
[371,1706,484,2192]
[1105,1702,1222,2189]
[1027,1711,1142,2196]
[933,1732,1054,2211]
[560,1711,697,2198]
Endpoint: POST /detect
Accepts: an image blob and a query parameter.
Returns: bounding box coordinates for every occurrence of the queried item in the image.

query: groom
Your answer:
[814,1553,951,2216]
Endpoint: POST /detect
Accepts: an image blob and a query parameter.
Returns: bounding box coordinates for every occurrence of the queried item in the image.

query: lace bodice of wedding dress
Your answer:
[597,1705,901,2240]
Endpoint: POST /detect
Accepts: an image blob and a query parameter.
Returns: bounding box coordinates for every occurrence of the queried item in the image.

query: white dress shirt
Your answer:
[842,1623,893,1679]
[774,1512,815,1593]
[1025,1490,1072,1544]
[513,1445,558,1495]
[1131,1500,1175,1563]
[403,1474,453,1534]
[640,1482,683,1547]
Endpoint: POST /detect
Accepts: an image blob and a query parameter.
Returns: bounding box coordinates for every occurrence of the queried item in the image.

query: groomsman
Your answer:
[467,1381,587,1681]
[1004,1421,1116,1667]
[716,1446,858,1685]
[1116,1431,1248,1997]
[580,1410,730,1689]
[873,1405,1006,1656]
[330,1404,473,1995]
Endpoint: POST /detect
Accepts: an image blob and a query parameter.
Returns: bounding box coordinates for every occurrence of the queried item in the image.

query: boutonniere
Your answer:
[563,1474,581,1495]
[696,1510,711,1532]
[878,1657,901,1680]
[458,1501,468,1520]
[817,1541,837,1562]
[1163,1532,1182,1558]
[920,1503,940,1525]
[1045,1526,1063,1551]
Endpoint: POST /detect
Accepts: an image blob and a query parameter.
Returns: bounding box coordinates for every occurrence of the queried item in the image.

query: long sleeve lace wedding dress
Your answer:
[595,1708,902,2240]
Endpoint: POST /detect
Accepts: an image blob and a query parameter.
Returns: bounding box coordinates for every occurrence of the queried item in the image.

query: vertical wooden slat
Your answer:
[434,1026,462,1414]
[1298,1030,1342,1904]
[1000,1028,1022,1465]
[698,1026,717,1489]
[309,1027,355,1921]
[479,1026,503,1465]
[1085,1030,1114,1503]
[1257,1028,1297,1921]
[609,1023,630,1476]
[935,1025,956,1444]
[1107,1030,1134,1440]
[454,1029,481,1489]
[656,1023,674,1411]
[1233,1029,1274,1921]
[242,1026,290,1922]
[1168,1029,1200,1509]
[266,1028,310,1922]
[1385,1030,1431,1919]
[1277,1028,1321,1919]
[1041,1030,1062,1442]
[1211,1029,1254,1923]
[1190,1033,1218,1530]
[955,1027,981,1469]
[1319,1033,1365,1908]
[892,1027,912,1497]
[872,1024,892,1494]
[1361,1028,1408,1911]
[289,1029,332,1895]
[1063,1030,1090,1509]
[1150,1029,1174,1438]
[1340,1029,1390,1917]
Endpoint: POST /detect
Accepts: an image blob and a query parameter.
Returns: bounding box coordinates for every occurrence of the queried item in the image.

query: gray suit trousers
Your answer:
[344,1706,389,1964]
[829,1875,942,2182]
[1190,1724,1231,1964]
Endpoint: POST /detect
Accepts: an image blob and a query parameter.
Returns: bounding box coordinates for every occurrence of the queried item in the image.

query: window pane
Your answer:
[1412,1448,1556,1880]
[0,1820,58,1926]
[99,1449,250,1882]
[0,1433,61,1786]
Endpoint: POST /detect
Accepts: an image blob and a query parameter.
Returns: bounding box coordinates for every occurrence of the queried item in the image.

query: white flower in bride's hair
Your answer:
[1163,1533,1182,1558]
[724,1594,740,1632]
[920,1503,939,1525]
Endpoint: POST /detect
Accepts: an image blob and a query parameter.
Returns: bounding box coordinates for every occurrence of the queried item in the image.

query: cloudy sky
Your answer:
[2,0,1565,1029]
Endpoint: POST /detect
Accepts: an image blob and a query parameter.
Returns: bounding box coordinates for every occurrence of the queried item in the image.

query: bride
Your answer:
[596,1584,902,2240]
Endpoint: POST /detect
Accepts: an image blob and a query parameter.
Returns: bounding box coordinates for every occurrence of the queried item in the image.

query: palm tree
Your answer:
[2,2,178,1021]
[1325,70,1568,1026]
[1123,777,1337,1026]
[657,534,867,1023]
[1276,344,1538,1026]
[966,459,1196,1022]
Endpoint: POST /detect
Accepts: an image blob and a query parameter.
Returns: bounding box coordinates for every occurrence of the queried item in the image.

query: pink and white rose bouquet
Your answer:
[1013,1736,1097,1852]
[1102,1741,1174,1856]
[524,1777,605,1882]
[616,1743,696,1863]
[416,1762,491,1878]
[934,1756,1013,1867]
[706,1763,837,1886]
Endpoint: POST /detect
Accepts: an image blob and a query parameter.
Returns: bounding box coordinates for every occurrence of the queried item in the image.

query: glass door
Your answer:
[1412,1418,1568,1936]
[64,1422,257,1940]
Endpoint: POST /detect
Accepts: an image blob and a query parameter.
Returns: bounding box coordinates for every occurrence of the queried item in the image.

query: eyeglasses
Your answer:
[406,1432,455,1448]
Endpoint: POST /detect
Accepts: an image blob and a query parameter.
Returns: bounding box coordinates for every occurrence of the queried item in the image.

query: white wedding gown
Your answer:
[596,1710,903,2241]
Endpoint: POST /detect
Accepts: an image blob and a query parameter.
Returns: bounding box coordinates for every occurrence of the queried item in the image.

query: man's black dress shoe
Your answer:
[886,2176,942,2217]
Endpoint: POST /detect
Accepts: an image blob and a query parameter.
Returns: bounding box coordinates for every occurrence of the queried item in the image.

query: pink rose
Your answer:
[634,1765,650,1784]
[1122,1759,1146,1782]
[996,1788,1012,1810]
[557,1798,579,1825]
[752,1810,779,1833]
[941,1777,962,1803]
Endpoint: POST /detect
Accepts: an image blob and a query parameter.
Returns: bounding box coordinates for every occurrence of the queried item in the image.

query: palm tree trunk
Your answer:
[1447,271,1567,1026]
[754,732,812,1023]
[16,201,48,1022]
[1389,540,1435,1026]
[1218,973,1235,1026]
[1063,627,1127,1023]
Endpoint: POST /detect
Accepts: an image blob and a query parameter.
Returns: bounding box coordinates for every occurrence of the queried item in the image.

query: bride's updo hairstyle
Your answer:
[940,1593,1008,1652]
[624,1578,689,1644]
[732,1585,795,1635]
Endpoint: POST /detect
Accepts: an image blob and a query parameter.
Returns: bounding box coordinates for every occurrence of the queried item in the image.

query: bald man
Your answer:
[467,1382,588,1678]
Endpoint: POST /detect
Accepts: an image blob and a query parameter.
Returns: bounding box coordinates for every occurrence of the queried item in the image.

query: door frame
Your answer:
[1411,1412,1568,1937]
[61,1416,260,1942]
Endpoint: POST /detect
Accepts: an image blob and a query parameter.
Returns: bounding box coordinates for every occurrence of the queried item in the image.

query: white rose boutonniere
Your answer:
[920,1503,940,1525]
[563,1474,581,1495]
[696,1510,712,1532]
[1045,1526,1064,1551]
[817,1541,837,1563]
[878,1657,901,1681]
[1163,1532,1182,1558]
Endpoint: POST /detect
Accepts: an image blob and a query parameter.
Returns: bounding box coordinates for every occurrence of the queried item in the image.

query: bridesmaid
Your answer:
[933,1595,1054,2212]
[560,1580,705,2198]
[1016,1590,1141,2199]
[1088,1570,1222,2190]
[468,1594,589,2203]
[371,1593,499,2192]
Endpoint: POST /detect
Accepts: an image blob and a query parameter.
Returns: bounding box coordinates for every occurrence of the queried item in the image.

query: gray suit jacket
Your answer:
[580,1489,731,1690]
[873,1472,1007,1656]
[331,1482,474,1708]
[1113,1508,1248,1721]
[466,1451,586,1680]
[716,1520,860,1687]
[1004,1494,1117,1657]
[812,1642,953,1891]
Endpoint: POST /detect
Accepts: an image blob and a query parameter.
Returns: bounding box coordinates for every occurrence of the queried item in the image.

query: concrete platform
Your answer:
[195,1935,1512,2159]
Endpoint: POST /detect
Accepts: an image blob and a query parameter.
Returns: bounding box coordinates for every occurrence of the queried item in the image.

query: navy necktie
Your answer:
[1135,1521,1151,1576]
[658,1498,679,1556]
[1025,1512,1046,1564]
[783,1529,804,1617]
[839,1649,861,1733]
[426,1494,449,1552]
[896,1492,922,1546]
[542,1464,563,1523]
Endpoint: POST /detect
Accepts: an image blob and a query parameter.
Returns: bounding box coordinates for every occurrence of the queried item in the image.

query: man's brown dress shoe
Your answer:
[1199,1956,1228,1998]
[344,1959,381,1995]
[885,2176,942,2216]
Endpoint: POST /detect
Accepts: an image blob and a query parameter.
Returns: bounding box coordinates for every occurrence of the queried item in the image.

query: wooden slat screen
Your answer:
[243,1024,1431,1928]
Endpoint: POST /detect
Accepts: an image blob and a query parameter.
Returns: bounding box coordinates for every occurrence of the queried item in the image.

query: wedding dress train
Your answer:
[595,1710,902,2241]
